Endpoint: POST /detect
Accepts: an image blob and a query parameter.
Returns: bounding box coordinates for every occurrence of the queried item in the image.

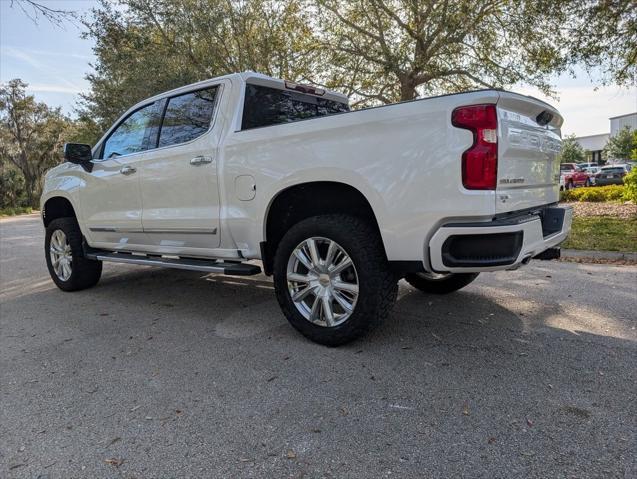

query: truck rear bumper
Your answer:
[428,205,573,273]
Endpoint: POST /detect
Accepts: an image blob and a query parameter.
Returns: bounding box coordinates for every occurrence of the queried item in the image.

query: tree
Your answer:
[565,0,636,88]
[603,126,636,163]
[0,79,70,206]
[80,0,320,131]
[316,0,575,105]
[79,0,636,122]
[558,135,586,164]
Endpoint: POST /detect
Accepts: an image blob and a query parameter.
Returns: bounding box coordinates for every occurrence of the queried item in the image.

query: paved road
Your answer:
[1,214,636,478]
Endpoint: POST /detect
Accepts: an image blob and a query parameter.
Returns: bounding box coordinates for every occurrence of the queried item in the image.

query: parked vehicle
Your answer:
[560,163,590,188]
[583,166,601,185]
[576,162,599,169]
[594,164,632,186]
[41,72,571,345]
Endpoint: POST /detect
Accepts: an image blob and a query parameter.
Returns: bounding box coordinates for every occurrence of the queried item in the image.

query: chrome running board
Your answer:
[84,250,261,276]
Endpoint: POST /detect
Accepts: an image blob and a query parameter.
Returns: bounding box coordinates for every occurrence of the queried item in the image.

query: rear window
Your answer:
[241,84,349,130]
[601,167,625,173]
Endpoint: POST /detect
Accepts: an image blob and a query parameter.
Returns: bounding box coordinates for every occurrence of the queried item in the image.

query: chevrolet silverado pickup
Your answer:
[41,72,571,345]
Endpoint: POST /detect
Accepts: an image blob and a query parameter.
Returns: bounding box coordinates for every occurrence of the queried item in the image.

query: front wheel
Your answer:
[45,217,102,292]
[273,215,397,346]
[404,272,479,294]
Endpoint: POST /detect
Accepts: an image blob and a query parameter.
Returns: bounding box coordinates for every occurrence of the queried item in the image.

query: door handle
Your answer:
[120,165,136,175]
[190,156,213,166]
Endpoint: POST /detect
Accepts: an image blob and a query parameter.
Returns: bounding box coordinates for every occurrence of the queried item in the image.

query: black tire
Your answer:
[404,272,479,294]
[45,217,102,292]
[273,214,397,346]
[566,180,574,190]
[584,178,591,187]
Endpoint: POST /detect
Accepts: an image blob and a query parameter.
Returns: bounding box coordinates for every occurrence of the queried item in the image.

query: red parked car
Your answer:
[560,163,591,189]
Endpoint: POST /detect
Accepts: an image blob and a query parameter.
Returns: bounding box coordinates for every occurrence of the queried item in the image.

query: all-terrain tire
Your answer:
[404,272,479,294]
[273,214,397,346]
[45,217,102,292]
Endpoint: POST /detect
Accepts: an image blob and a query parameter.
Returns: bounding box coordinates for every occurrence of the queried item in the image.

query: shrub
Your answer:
[623,168,637,202]
[560,185,625,202]
[0,206,33,216]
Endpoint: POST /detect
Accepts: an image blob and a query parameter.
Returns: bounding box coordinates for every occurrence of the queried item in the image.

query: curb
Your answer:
[561,249,637,262]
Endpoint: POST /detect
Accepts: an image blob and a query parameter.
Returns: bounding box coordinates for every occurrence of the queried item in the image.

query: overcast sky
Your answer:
[1,0,636,137]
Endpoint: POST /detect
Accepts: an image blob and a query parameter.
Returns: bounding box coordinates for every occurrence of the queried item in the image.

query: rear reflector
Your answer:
[452,104,498,190]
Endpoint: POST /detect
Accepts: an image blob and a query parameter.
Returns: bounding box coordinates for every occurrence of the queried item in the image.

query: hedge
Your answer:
[560,185,627,202]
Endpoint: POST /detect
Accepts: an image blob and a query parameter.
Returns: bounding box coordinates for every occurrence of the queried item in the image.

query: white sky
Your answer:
[1,0,636,136]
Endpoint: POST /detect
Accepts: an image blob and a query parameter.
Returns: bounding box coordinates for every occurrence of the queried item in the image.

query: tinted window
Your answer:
[158,87,218,148]
[602,167,625,173]
[102,103,156,159]
[241,84,349,130]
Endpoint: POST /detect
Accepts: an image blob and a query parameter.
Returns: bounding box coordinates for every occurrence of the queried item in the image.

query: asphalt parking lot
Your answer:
[1,214,636,478]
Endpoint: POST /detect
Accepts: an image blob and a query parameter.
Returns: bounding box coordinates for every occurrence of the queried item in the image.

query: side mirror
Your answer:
[64,143,93,164]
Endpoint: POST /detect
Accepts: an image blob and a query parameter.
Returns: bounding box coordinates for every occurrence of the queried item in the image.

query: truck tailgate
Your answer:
[496,93,562,214]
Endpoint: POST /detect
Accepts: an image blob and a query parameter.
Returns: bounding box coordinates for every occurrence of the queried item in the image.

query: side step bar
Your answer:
[84,251,261,276]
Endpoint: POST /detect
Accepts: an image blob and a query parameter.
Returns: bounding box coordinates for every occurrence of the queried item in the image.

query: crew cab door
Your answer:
[138,83,225,252]
[81,102,159,247]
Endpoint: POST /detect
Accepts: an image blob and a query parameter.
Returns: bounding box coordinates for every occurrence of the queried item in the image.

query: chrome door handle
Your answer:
[190,156,213,166]
[120,165,136,175]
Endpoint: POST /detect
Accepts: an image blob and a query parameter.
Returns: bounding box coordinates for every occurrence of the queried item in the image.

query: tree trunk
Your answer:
[24,175,38,208]
[400,80,417,102]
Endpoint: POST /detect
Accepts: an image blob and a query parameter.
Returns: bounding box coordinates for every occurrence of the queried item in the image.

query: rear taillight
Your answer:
[452,104,498,190]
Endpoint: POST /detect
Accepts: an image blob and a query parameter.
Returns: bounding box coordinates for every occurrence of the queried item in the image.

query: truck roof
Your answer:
[141,71,349,106]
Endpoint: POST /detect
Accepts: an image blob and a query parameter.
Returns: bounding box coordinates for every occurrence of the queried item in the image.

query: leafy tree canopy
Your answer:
[0,79,71,206]
[80,0,320,130]
[79,0,636,125]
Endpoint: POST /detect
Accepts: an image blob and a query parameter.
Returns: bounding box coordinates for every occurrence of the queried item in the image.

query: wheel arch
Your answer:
[42,196,77,227]
[261,181,386,275]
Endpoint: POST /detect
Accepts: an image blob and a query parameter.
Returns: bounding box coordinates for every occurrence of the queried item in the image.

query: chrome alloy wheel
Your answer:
[286,237,359,327]
[49,229,72,281]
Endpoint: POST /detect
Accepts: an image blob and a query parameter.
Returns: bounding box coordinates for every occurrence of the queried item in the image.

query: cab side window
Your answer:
[102,103,157,159]
[158,86,218,148]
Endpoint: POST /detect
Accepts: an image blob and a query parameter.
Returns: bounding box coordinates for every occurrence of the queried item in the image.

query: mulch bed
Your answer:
[562,201,637,219]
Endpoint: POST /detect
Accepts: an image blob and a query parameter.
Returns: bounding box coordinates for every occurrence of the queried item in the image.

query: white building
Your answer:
[575,112,636,163]
[610,112,637,137]
[574,133,609,164]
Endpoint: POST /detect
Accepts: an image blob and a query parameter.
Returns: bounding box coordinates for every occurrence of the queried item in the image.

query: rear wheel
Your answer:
[584,178,591,187]
[45,217,102,292]
[566,180,574,190]
[273,215,397,346]
[404,271,479,294]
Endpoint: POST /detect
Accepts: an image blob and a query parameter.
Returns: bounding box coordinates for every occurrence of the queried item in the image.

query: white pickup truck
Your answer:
[41,71,571,345]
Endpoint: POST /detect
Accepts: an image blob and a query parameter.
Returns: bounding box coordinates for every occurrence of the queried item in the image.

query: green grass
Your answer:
[562,216,637,252]
[0,206,34,217]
